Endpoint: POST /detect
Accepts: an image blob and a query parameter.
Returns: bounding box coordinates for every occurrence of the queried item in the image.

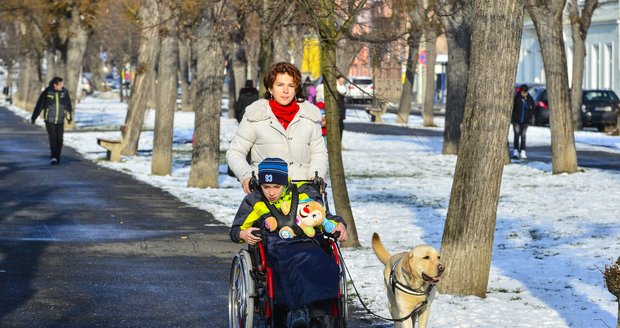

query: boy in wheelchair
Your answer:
[230,158,347,328]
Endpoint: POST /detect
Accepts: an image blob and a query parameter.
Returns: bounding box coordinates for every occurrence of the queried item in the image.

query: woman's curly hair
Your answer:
[263,62,305,102]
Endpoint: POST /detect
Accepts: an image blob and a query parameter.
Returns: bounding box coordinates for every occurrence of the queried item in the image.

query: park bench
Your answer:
[96,125,126,162]
[368,100,389,122]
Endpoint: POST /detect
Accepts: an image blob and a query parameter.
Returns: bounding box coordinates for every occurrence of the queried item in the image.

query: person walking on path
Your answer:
[226,62,327,194]
[31,76,73,165]
[511,84,535,159]
[234,80,259,123]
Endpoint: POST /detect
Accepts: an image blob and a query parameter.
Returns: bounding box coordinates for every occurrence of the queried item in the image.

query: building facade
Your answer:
[517,0,620,96]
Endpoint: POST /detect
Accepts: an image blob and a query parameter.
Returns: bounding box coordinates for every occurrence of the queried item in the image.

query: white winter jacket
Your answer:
[226,99,328,183]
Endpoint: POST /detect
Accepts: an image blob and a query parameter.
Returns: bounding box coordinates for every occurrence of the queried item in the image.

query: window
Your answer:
[603,43,613,89]
[590,44,599,89]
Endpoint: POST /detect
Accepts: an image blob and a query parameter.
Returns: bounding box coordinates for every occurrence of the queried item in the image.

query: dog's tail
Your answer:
[371,232,391,265]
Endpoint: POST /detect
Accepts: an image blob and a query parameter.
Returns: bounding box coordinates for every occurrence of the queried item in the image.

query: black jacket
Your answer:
[235,87,259,122]
[512,93,535,124]
[31,87,73,124]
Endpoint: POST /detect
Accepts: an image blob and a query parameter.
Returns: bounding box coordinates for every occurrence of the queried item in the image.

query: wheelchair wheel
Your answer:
[336,262,348,327]
[229,249,255,328]
[333,243,348,328]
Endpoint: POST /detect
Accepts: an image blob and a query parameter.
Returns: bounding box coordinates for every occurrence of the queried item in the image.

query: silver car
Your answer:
[346,76,374,104]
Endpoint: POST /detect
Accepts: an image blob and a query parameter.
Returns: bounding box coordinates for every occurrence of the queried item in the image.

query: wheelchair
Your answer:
[228,229,348,328]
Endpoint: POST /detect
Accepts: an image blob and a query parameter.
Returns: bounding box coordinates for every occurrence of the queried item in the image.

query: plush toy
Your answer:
[264,200,334,238]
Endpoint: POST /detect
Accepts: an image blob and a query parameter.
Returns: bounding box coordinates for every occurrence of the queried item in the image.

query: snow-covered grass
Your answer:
[6,93,619,327]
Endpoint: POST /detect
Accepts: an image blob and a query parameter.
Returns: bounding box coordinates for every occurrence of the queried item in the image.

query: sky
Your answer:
[4,89,620,328]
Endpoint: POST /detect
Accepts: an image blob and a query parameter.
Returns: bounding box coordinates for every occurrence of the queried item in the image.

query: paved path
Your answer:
[345,122,620,172]
[0,107,377,327]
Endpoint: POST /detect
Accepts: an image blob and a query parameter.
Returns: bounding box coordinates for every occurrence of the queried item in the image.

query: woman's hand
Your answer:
[332,223,347,242]
[239,227,261,245]
[242,177,252,194]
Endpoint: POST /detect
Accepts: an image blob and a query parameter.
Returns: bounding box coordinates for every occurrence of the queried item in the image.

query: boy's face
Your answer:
[261,183,285,202]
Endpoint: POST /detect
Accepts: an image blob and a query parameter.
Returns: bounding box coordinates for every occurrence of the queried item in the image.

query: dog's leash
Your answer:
[333,243,432,323]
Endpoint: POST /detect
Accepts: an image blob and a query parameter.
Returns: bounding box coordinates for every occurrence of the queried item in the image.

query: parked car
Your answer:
[581,89,620,131]
[530,86,549,126]
[346,76,374,103]
[530,86,619,131]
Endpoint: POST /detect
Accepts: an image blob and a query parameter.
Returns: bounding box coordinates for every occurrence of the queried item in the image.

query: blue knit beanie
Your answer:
[258,158,289,186]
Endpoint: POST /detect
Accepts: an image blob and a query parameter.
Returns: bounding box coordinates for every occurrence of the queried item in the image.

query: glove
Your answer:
[31,119,35,124]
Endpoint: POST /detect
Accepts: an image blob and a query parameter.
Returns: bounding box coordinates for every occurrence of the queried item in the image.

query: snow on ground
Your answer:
[5,93,620,327]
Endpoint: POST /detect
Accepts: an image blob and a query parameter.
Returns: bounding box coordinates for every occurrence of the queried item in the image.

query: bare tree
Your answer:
[151,1,179,176]
[526,0,578,174]
[9,9,47,110]
[60,2,94,129]
[187,1,227,188]
[299,0,368,248]
[256,0,297,94]
[0,20,19,97]
[438,0,473,155]
[396,1,425,124]
[568,0,598,130]
[421,7,442,127]
[178,34,192,112]
[123,0,160,156]
[438,0,524,297]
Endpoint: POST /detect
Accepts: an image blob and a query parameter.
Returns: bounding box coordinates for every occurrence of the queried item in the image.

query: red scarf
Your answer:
[269,99,299,129]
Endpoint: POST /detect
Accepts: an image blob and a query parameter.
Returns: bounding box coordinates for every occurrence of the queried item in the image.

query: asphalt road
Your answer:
[0,107,379,328]
[345,121,620,172]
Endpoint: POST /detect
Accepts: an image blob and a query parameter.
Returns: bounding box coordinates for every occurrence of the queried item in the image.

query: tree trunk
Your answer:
[439,0,524,297]
[257,24,274,96]
[179,36,192,112]
[273,26,291,63]
[231,49,247,117]
[396,36,420,124]
[122,0,159,156]
[188,10,224,188]
[439,0,473,155]
[64,5,90,130]
[318,3,360,248]
[15,55,31,109]
[526,0,578,174]
[26,53,43,111]
[151,2,179,176]
[568,0,598,131]
[45,50,57,85]
[422,29,437,127]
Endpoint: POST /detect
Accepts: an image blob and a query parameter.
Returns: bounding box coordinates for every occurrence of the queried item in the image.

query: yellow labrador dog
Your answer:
[371,233,445,328]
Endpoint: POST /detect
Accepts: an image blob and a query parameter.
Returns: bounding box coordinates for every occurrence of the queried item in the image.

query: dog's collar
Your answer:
[390,258,433,296]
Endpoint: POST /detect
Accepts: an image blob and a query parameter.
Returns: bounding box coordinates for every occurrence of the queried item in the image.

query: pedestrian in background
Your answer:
[511,84,535,159]
[234,80,259,123]
[31,76,73,165]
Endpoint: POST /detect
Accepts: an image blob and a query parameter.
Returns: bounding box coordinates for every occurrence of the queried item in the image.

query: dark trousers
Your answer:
[45,122,64,159]
[339,119,344,142]
[512,123,528,151]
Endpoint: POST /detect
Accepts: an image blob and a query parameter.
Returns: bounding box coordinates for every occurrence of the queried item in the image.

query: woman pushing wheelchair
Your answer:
[227,61,348,327]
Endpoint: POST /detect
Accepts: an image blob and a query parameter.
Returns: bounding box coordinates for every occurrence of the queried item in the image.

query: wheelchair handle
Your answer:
[325,231,341,240]
[249,171,259,192]
[251,229,263,238]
